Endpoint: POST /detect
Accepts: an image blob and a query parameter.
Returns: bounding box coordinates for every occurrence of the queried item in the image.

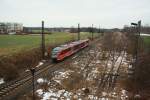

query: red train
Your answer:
[51,39,89,61]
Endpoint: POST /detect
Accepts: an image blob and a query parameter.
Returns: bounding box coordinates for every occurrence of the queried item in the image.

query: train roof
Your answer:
[53,39,89,52]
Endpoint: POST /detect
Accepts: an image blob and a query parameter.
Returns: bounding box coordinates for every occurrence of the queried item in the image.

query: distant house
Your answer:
[0,22,23,34]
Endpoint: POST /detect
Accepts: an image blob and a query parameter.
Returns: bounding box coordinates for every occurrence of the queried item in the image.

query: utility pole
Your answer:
[41,21,45,60]
[78,23,80,40]
[98,25,101,37]
[98,26,100,33]
[136,20,141,60]
[136,20,141,65]
[92,24,94,40]
[138,20,141,48]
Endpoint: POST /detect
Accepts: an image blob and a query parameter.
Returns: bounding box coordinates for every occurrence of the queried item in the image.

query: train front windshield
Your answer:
[52,47,61,58]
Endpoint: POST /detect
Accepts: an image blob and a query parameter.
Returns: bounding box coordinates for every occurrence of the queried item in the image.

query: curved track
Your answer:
[0,39,100,100]
[0,62,60,100]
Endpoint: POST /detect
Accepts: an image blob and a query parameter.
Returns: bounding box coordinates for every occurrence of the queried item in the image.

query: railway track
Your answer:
[0,62,60,100]
[73,39,102,78]
[0,57,76,99]
[0,61,51,91]
[104,51,125,91]
[0,39,101,100]
[96,41,127,97]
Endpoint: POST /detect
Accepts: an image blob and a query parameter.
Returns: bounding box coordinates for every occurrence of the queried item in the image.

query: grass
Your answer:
[0,32,99,56]
[142,36,150,52]
[142,36,150,45]
[0,32,100,81]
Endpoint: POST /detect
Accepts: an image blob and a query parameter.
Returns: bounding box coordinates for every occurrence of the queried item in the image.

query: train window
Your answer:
[80,43,85,47]
[60,48,71,55]
[74,44,80,50]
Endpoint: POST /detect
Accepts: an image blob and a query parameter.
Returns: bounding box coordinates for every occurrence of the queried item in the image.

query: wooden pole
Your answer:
[78,23,80,40]
[41,21,45,59]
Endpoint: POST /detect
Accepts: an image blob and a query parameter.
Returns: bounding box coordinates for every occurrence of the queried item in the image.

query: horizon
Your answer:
[0,0,150,28]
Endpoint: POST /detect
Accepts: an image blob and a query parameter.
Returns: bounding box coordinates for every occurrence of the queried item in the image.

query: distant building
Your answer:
[0,22,23,34]
[23,27,71,33]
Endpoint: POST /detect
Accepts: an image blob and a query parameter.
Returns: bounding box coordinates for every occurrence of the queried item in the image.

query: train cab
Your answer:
[51,47,62,61]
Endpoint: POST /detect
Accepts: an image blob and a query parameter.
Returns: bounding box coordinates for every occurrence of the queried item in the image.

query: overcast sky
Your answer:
[0,0,150,28]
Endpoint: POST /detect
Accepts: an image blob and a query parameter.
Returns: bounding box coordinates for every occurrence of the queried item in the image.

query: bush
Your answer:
[0,48,42,81]
[124,53,150,99]
[0,60,19,81]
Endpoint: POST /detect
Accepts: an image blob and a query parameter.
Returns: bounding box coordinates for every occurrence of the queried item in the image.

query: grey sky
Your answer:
[0,0,150,28]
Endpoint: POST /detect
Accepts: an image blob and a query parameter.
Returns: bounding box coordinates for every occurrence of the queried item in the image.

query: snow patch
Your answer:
[102,92,107,96]
[87,68,100,80]
[25,69,30,72]
[134,94,141,99]
[107,61,112,68]
[96,60,101,64]
[36,62,44,68]
[72,55,78,59]
[88,95,99,100]
[128,64,132,69]
[73,61,78,65]
[121,89,128,100]
[89,50,95,54]
[53,70,73,84]
[89,63,94,67]
[0,78,4,85]
[37,78,47,84]
[36,89,72,100]
[36,89,43,95]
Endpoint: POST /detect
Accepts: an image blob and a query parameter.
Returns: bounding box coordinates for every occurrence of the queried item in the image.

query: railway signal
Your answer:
[131,20,141,94]
[30,68,35,100]
[78,23,80,40]
[41,21,45,60]
[131,23,138,26]
[131,20,141,59]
